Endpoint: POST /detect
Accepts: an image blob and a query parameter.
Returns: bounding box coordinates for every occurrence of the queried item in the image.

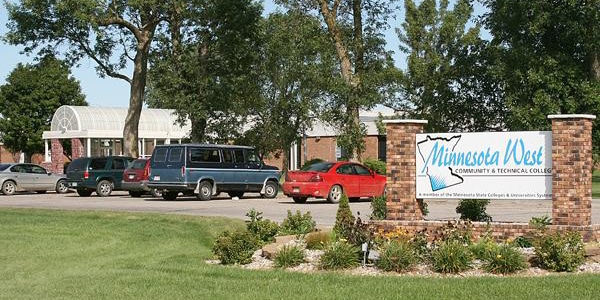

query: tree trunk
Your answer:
[190,116,207,143]
[123,34,152,158]
[590,51,600,81]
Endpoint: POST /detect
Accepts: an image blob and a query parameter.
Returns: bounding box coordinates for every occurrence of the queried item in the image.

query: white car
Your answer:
[0,163,68,195]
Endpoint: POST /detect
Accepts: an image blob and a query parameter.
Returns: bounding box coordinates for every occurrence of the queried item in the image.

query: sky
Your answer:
[0,1,485,109]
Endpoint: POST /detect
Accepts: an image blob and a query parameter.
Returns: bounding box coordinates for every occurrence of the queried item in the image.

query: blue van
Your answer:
[147,144,280,200]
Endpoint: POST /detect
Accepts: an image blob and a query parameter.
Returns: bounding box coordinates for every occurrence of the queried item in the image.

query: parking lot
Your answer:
[2,191,600,226]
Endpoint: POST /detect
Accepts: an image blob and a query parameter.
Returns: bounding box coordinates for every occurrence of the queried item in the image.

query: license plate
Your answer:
[128,174,135,179]
[154,176,160,181]
[71,182,77,187]
[293,187,300,193]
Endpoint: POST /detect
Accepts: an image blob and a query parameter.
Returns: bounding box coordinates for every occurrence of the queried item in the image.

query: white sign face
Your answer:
[415,131,552,200]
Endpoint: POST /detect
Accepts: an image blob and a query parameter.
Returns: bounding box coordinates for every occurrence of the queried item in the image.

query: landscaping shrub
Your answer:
[431,221,473,245]
[529,215,552,228]
[274,244,305,268]
[245,209,279,244]
[279,210,316,236]
[305,231,331,250]
[456,199,492,222]
[512,236,534,248]
[469,236,499,260]
[376,240,417,272]
[370,196,386,220]
[409,230,430,262]
[212,229,260,265]
[482,244,528,274]
[533,231,585,272]
[430,240,473,273]
[333,194,354,238]
[362,158,386,175]
[319,240,360,270]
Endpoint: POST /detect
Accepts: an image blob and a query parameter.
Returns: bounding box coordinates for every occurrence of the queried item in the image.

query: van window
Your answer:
[222,150,234,163]
[234,150,244,163]
[154,148,168,162]
[169,148,183,162]
[190,148,221,163]
[247,150,260,163]
[89,158,107,170]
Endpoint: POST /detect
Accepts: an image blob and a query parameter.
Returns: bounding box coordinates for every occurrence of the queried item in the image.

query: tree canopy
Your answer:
[4,0,174,157]
[0,56,87,161]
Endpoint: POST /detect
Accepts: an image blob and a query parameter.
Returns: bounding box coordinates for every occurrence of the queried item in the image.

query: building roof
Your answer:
[42,105,190,139]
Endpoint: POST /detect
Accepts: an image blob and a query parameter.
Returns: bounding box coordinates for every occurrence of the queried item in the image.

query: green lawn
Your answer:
[1,209,600,300]
[593,170,600,198]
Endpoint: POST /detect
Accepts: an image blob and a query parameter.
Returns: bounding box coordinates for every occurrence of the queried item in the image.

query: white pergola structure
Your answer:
[42,105,190,173]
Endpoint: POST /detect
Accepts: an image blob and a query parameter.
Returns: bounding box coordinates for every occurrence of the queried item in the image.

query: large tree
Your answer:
[147,0,262,143]
[0,56,87,161]
[4,0,175,157]
[237,11,339,172]
[482,0,600,160]
[276,0,400,160]
[393,0,507,132]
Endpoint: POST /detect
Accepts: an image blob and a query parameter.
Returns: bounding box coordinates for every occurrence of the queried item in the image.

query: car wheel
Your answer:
[327,185,343,203]
[292,196,307,204]
[228,192,244,199]
[77,189,92,197]
[2,181,16,195]
[55,180,69,194]
[150,188,162,198]
[197,181,212,201]
[129,191,143,198]
[162,191,178,200]
[96,180,113,197]
[262,181,278,199]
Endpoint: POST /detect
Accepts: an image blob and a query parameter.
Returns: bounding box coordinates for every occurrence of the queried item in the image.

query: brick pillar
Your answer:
[383,120,428,221]
[71,138,85,159]
[548,114,596,226]
[51,139,64,174]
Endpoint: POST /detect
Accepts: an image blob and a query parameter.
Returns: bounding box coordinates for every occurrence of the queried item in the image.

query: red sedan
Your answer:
[282,161,386,203]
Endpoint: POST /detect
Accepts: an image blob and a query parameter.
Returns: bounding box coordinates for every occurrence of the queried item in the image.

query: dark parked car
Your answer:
[0,163,68,195]
[121,158,161,197]
[66,156,135,197]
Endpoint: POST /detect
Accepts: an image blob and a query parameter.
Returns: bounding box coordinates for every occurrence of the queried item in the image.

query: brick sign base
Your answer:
[377,115,598,242]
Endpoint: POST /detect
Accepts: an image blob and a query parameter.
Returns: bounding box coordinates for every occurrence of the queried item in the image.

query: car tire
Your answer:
[262,181,278,199]
[77,189,92,197]
[197,181,212,201]
[96,180,113,197]
[327,185,343,204]
[55,180,69,194]
[292,196,307,204]
[2,180,16,195]
[162,191,178,200]
[228,192,244,199]
[150,188,162,198]
[129,191,143,198]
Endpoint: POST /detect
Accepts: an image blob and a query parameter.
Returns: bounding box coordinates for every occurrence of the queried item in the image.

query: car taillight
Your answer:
[143,165,150,180]
[181,166,185,177]
[84,170,89,179]
[309,174,322,182]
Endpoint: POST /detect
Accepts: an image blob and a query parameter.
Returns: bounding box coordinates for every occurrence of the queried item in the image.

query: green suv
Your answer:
[66,156,135,197]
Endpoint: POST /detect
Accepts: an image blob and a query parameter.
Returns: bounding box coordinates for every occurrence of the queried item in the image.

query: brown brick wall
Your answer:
[71,138,85,159]
[370,220,600,242]
[385,121,426,221]
[551,117,595,226]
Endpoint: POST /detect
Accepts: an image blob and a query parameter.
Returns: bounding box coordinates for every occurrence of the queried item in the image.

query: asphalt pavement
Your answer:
[0,191,599,226]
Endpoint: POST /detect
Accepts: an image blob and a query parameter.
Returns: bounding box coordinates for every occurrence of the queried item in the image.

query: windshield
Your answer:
[129,159,147,169]
[301,162,334,172]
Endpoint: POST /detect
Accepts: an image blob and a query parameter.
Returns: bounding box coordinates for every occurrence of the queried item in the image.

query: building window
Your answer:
[378,135,386,162]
